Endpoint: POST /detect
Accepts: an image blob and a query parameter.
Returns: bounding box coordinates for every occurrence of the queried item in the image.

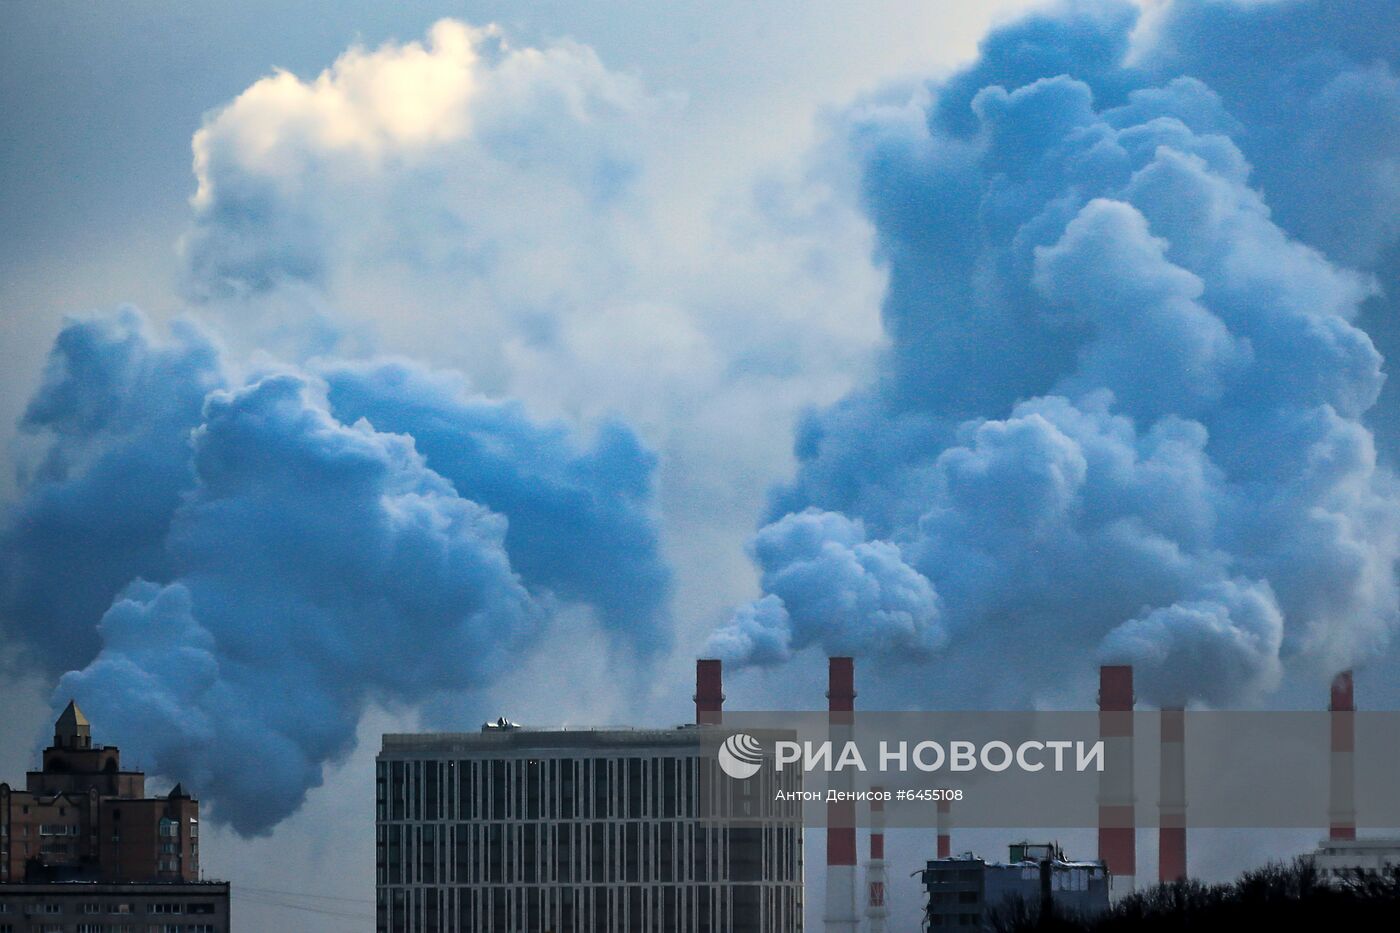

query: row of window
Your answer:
[379,756,709,824]
[70,926,217,933]
[2,817,196,837]
[0,903,215,916]
[377,820,801,887]
[0,923,217,931]
[377,882,801,933]
[378,754,798,825]
[56,926,219,933]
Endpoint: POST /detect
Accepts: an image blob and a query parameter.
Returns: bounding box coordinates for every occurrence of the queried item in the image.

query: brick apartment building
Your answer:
[0,702,230,931]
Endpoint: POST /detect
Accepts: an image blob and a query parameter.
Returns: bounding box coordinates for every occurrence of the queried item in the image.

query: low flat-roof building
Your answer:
[0,880,230,932]
[377,721,802,933]
[922,842,1109,931]
[1306,837,1400,884]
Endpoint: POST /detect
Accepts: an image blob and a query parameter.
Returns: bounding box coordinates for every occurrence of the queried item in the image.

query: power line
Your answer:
[236,884,374,905]
[232,890,373,921]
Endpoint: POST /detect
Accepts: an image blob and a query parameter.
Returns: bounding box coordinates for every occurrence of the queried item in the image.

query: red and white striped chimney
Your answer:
[825,656,860,932]
[1158,706,1186,883]
[1329,670,1356,841]
[866,786,888,933]
[695,658,724,726]
[1098,664,1136,900]
[936,798,951,859]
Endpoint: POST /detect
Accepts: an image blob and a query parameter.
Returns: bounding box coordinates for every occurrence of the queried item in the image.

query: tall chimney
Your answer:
[865,786,888,933]
[1329,670,1356,841]
[695,659,724,725]
[825,656,860,932]
[1098,664,1136,900]
[1158,706,1186,883]
[936,799,951,859]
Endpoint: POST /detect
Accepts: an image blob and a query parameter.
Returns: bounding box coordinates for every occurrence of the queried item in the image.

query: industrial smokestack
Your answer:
[866,785,888,933]
[825,656,859,932]
[695,658,724,725]
[936,798,951,859]
[1158,706,1186,883]
[1098,664,1136,900]
[1329,670,1356,841]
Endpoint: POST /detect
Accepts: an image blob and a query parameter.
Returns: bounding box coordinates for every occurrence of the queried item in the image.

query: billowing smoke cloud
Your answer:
[2,309,224,669]
[321,359,670,651]
[711,0,1400,707]
[4,309,668,833]
[175,15,886,659]
[183,19,652,304]
[709,508,943,665]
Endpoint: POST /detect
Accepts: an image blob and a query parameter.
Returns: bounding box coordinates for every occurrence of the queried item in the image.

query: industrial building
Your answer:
[1307,837,1400,882]
[0,702,230,930]
[1302,671,1400,884]
[375,661,803,933]
[373,655,1372,932]
[921,843,1109,930]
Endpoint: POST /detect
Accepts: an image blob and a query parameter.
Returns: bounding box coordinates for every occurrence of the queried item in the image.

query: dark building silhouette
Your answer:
[922,842,1109,931]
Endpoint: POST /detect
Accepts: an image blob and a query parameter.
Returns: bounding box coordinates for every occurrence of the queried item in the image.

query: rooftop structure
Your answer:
[922,842,1109,931]
[376,662,802,933]
[1,704,229,930]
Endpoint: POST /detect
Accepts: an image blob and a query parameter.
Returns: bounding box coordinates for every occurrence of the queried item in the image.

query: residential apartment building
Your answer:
[0,703,229,931]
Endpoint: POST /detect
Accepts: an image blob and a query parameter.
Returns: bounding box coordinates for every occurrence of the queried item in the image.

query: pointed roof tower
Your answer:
[55,699,92,750]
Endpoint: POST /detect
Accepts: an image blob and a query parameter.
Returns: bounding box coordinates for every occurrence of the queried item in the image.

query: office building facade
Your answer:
[377,724,802,933]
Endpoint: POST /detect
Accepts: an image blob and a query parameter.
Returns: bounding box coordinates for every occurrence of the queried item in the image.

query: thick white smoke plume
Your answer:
[4,309,668,833]
[712,0,1400,708]
[6,15,878,834]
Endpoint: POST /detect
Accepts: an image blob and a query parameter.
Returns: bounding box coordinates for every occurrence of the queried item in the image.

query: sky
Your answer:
[4,1,1400,929]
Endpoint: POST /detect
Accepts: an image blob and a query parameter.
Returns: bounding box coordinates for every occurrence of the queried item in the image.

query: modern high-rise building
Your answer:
[376,721,803,933]
[0,702,230,931]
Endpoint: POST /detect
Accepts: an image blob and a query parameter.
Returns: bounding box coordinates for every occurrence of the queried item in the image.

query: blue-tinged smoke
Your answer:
[2,309,224,668]
[321,360,670,652]
[3,309,669,833]
[712,0,1400,707]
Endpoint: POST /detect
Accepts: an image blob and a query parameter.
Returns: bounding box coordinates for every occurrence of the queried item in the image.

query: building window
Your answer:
[159,818,179,838]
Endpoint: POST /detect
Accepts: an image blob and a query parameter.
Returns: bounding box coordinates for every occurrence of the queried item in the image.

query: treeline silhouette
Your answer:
[989,860,1400,931]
